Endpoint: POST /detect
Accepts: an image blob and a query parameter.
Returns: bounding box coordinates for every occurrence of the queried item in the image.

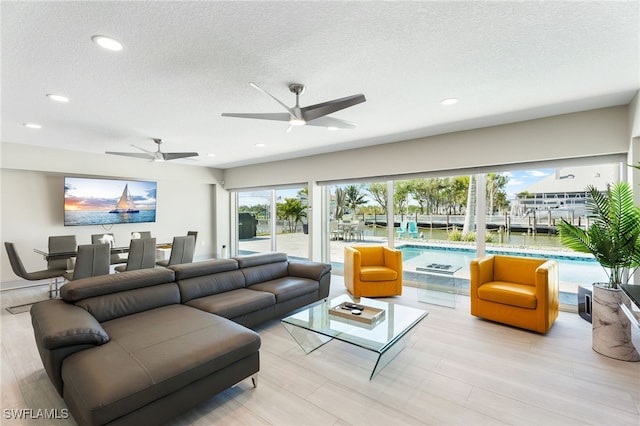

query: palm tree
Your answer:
[277,198,306,233]
[344,184,368,215]
[557,182,640,288]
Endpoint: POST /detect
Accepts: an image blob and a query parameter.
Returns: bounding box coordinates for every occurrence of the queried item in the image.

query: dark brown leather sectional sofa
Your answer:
[30,252,331,426]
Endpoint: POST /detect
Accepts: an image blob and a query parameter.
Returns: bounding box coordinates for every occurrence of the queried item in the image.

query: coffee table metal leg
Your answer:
[370,337,408,379]
[282,322,332,354]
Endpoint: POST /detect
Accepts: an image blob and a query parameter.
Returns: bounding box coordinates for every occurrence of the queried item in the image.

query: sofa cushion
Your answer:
[177,269,247,303]
[249,277,319,303]
[61,304,260,426]
[359,266,397,282]
[31,299,109,349]
[61,268,175,302]
[234,252,287,268]
[241,262,289,286]
[288,260,332,281]
[170,258,238,280]
[185,288,275,319]
[478,281,537,309]
[74,283,181,323]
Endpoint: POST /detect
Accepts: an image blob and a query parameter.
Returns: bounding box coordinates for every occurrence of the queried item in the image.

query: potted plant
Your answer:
[556,182,640,361]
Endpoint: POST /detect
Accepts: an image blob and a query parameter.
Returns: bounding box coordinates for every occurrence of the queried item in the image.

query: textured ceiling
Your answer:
[2,1,639,169]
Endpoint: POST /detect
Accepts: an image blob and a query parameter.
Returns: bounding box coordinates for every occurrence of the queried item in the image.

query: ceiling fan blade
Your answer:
[105,151,155,159]
[303,116,358,129]
[162,152,199,161]
[131,144,156,155]
[221,112,291,122]
[249,82,296,116]
[301,93,366,123]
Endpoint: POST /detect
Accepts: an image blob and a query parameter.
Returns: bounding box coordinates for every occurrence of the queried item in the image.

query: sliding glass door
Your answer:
[237,190,272,255]
[236,186,308,259]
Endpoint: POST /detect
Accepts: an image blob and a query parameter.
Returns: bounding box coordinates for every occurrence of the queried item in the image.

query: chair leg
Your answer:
[49,277,63,299]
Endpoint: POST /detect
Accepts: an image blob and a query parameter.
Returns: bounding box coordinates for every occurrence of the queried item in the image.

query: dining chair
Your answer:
[47,235,77,271]
[4,242,66,298]
[330,221,343,241]
[187,231,198,244]
[91,233,127,265]
[131,231,152,239]
[114,238,157,272]
[63,243,110,281]
[156,235,195,267]
[352,221,366,241]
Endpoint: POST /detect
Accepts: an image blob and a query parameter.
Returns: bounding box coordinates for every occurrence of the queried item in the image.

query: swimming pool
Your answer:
[398,244,609,285]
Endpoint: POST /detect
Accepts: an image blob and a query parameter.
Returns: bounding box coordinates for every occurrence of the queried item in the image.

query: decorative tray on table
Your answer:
[328,302,385,326]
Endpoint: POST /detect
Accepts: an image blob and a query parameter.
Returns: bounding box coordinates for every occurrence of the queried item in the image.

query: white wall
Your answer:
[1,143,227,284]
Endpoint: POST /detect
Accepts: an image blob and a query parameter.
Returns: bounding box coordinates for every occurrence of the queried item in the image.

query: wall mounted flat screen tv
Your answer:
[64,177,157,226]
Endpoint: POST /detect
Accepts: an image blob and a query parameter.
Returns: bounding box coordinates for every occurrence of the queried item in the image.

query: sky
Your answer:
[238,169,554,207]
[502,169,554,199]
[64,177,157,211]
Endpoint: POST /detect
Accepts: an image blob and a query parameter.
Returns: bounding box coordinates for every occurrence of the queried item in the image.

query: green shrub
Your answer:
[462,232,476,242]
[448,228,463,241]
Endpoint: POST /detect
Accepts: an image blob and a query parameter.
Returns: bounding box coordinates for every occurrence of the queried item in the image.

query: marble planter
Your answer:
[592,285,640,361]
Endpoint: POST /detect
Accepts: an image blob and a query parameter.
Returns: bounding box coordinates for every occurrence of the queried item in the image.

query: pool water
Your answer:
[398,244,609,285]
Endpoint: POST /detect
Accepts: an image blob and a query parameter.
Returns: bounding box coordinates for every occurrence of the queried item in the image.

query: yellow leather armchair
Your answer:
[344,246,402,297]
[470,255,559,334]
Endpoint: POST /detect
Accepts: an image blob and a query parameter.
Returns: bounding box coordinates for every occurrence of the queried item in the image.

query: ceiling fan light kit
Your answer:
[222,82,366,130]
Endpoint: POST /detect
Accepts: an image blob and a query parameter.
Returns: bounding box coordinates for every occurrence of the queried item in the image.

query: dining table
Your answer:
[34,242,172,261]
[34,246,130,261]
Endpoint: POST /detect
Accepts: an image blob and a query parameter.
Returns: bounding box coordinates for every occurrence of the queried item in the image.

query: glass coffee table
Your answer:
[281,294,428,379]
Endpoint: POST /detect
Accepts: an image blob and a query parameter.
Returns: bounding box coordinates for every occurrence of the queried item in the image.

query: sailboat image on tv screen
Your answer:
[109,184,140,214]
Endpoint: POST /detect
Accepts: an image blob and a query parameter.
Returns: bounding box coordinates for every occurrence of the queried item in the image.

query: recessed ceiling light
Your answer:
[208,153,216,157]
[91,35,123,51]
[440,98,459,106]
[327,126,339,131]
[254,143,266,148]
[46,94,69,103]
[23,123,42,129]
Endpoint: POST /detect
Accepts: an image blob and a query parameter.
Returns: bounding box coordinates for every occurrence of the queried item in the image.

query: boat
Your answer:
[109,184,140,214]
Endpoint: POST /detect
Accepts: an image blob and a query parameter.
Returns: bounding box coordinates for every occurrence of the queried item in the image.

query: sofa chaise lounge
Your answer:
[30,252,331,426]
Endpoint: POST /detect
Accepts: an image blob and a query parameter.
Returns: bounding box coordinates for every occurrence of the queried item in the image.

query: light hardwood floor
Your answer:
[1,276,638,426]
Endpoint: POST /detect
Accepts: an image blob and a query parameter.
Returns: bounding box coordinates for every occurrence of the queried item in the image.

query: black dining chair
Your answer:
[114,238,157,272]
[156,236,195,267]
[91,233,127,265]
[63,243,110,281]
[5,242,67,298]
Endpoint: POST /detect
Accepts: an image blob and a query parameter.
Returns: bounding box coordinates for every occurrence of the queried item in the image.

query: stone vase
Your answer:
[592,284,640,361]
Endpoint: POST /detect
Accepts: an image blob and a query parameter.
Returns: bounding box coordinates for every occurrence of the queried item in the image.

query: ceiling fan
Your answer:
[222,82,366,130]
[106,138,199,162]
